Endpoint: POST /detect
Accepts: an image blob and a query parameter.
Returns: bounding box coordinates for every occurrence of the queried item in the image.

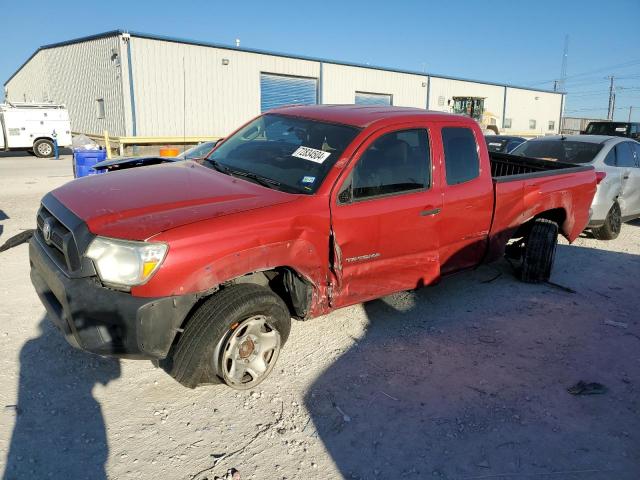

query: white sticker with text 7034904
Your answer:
[291,146,331,164]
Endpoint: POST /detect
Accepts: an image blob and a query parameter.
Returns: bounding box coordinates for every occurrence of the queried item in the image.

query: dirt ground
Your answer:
[0,154,638,480]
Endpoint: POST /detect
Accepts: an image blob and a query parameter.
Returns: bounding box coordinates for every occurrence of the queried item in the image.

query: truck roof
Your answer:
[269,105,474,128]
[0,102,67,110]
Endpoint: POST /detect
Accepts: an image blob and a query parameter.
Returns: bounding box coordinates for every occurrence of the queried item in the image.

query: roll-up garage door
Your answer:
[355,91,393,106]
[260,73,318,112]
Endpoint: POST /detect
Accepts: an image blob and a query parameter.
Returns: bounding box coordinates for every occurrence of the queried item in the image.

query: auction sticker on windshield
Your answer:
[292,146,331,164]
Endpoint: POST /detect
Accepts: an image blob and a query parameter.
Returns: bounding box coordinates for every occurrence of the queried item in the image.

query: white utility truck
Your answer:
[0,102,72,157]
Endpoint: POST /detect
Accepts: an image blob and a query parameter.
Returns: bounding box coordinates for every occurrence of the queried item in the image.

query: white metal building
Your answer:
[4,30,564,139]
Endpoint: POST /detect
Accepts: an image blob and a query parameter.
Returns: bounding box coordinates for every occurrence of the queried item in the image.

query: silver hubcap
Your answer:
[38,143,52,156]
[220,315,281,389]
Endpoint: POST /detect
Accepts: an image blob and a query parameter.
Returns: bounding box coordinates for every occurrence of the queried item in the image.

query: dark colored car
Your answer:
[582,122,640,140]
[91,140,219,172]
[485,135,527,153]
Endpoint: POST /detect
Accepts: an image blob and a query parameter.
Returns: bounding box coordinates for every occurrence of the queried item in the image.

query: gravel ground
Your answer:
[0,154,638,480]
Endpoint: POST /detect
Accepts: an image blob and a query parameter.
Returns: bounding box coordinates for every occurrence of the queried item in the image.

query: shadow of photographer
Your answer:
[3,317,120,480]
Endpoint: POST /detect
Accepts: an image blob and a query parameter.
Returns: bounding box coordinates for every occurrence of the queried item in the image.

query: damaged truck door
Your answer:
[330,126,442,306]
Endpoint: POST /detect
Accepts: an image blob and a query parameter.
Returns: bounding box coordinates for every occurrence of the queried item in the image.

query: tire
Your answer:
[521,218,558,283]
[168,284,291,389]
[592,202,621,240]
[33,139,54,158]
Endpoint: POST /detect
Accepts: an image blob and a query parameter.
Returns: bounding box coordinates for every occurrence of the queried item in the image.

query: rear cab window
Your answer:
[442,127,480,185]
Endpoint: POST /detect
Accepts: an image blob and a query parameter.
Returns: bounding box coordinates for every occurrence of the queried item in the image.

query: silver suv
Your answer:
[511,135,640,239]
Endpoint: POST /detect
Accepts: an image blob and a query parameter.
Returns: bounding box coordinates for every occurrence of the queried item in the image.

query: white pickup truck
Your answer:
[0,103,72,157]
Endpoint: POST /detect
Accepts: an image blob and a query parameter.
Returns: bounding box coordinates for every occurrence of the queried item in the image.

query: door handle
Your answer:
[623,174,630,180]
[420,208,441,216]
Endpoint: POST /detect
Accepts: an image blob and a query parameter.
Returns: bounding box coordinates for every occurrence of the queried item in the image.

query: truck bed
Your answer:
[489,152,591,181]
[488,152,596,253]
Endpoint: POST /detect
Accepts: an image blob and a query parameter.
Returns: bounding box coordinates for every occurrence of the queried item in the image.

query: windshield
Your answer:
[178,141,217,159]
[205,114,360,193]
[585,122,629,136]
[511,139,604,164]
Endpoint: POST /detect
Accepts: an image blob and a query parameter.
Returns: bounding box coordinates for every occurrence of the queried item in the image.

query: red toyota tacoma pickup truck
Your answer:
[29,106,596,389]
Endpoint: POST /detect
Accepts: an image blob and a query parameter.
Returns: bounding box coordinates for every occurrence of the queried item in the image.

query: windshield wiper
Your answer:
[203,158,230,174]
[227,169,282,189]
[203,159,304,193]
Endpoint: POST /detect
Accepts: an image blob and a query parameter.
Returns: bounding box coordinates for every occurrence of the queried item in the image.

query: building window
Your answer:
[354,91,392,106]
[503,118,512,129]
[96,98,105,119]
[529,119,537,130]
[548,120,555,131]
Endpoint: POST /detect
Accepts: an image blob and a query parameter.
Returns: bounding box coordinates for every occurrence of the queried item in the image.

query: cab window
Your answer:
[348,129,430,201]
[442,127,480,185]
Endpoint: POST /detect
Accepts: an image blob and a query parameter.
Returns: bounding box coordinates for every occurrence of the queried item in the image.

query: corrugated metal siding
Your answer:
[322,63,427,107]
[504,88,562,135]
[4,52,50,103]
[561,116,605,134]
[129,37,320,137]
[6,32,565,139]
[5,35,126,136]
[354,92,392,106]
[260,73,317,112]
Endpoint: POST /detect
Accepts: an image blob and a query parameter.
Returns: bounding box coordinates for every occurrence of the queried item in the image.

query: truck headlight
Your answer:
[86,237,168,288]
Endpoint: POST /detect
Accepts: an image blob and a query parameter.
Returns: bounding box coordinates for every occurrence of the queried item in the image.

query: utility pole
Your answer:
[607,76,615,120]
[558,35,569,92]
[629,106,633,122]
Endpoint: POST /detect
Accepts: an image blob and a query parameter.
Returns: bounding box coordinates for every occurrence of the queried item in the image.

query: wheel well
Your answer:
[33,137,53,146]
[535,208,566,229]
[514,208,567,239]
[224,267,313,320]
[179,267,313,333]
[161,267,313,370]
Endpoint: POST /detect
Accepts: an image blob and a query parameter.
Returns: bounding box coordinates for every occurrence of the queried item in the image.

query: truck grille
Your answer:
[36,205,81,273]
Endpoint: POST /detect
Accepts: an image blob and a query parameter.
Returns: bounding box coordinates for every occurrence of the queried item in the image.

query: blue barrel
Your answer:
[73,149,107,178]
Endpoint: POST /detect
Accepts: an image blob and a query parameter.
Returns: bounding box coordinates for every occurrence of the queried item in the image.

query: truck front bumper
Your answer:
[29,235,198,360]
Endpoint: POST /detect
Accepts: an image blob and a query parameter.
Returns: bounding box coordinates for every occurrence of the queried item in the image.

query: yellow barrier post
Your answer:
[103,130,112,159]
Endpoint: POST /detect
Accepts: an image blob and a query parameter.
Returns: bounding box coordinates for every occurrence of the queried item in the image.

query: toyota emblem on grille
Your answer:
[42,220,52,244]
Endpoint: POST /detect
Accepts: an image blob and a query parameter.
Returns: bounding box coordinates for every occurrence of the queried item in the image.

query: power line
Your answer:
[527,59,640,87]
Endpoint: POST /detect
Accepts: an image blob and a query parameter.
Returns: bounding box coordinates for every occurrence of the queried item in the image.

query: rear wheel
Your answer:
[592,202,621,240]
[33,139,54,158]
[168,284,291,389]
[521,218,558,283]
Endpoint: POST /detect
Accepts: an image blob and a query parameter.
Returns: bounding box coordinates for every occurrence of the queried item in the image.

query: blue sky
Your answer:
[2,0,639,121]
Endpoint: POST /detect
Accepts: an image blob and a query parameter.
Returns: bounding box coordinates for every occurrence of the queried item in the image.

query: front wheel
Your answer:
[592,202,621,240]
[521,218,558,283]
[168,284,291,389]
[33,139,54,158]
